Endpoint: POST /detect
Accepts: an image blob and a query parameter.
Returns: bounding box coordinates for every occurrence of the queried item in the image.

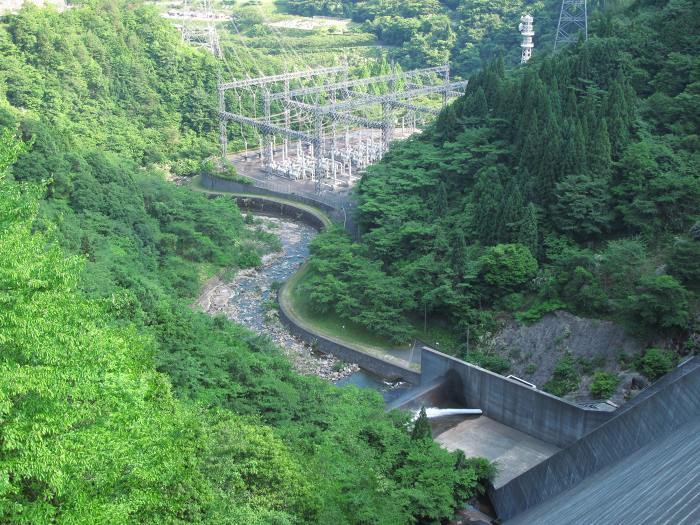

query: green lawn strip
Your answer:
[281,263,418,371]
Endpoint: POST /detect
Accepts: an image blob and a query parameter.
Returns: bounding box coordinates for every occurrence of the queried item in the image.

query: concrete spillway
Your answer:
[423,408,483,418]
[410,407,482,422]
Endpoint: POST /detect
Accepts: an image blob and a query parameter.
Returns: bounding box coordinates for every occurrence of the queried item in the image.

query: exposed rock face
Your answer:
[486,310,644,403]
[0,0,66,14]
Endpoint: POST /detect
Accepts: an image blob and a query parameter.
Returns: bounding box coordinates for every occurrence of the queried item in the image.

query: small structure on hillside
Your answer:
[519,14,535,63]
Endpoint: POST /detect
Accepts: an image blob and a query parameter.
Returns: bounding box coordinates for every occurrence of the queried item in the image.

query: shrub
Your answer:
[525,363,537,375]
[331,360,346,372]
[479,244,538,290]
[577,356,594,375]
[500,292,524,311]
[589,371,620,399]
[171,158,200,177]
[636,348,675,380]
[543,352,580,397]
[462,351,510,375]
[516,300,567,324]
[623,275,691,332]
[460,456,497,496]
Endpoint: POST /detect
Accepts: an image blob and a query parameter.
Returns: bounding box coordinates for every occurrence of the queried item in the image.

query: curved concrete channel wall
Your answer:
[204,187,420,383]
[277,298,421,383]
[200,173,360,238]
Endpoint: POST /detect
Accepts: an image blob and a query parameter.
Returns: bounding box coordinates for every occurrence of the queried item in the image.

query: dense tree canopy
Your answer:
[283,0,558,75]
[303,0,699,365]
[0,3,492,523]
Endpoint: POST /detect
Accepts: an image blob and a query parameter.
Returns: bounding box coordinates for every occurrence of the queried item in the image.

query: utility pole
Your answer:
[218,83,227,160]
[555,0,588,50]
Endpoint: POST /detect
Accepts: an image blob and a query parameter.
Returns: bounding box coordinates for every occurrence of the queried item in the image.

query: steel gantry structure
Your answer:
[218,64,467,193]
[180,0,222,58]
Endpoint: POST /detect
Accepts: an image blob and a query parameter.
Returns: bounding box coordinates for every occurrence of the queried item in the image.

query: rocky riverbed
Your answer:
[196,215,359,382]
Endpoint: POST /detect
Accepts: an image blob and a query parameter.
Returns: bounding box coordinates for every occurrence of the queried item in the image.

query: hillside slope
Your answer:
[302,0,699,395]
[0,2,492,523]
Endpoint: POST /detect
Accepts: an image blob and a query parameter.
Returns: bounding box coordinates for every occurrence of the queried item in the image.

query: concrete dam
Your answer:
[393,349,700,524]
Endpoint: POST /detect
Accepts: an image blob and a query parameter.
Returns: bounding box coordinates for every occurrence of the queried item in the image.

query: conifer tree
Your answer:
[518,202,539,258]
[473,167,504,245]
[469,87,488,119]
[501,176,524,239]
[588,118,612,178]
[564,87,578,117]
[435,104,459,142]
[549,76,562,116]
[436,180,449,216]
[537,117,563,194]
[412,407,432,440]
[606,73,632,158]
[560,119,587,177]
[581,90,600,138]
[517,166,534,204]
[451,230,468,276]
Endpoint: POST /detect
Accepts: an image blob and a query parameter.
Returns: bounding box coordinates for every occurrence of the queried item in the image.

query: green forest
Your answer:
[0,2,492,523]
[301,0,699,388]
[1,0,699,521]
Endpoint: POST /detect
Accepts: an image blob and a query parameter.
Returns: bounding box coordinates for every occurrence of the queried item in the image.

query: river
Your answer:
[197,214,410,401]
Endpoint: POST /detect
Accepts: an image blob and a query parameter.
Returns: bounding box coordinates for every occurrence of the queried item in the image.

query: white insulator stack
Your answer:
[519,15,535,63]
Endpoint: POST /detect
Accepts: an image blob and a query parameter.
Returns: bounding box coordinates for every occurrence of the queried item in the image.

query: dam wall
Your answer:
[494,357,700,520]
[421,348,613,449]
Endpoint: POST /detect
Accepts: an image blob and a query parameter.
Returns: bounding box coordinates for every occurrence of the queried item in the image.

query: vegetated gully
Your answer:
[197,212,411,402]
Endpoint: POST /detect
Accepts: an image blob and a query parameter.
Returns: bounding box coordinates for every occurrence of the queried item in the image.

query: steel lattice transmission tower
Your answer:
[554,0,588,50]
[181,0,222,58]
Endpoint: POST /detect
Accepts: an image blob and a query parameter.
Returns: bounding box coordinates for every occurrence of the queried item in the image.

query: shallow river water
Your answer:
[197,214,409,399]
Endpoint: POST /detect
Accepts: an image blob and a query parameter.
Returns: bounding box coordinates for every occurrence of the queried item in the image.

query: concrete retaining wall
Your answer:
[200,173,361,238]
[204,184,412,382]
[227,195,327,230]
[421,348,613,449]
[494,357,700,521]
[277,293,421,384]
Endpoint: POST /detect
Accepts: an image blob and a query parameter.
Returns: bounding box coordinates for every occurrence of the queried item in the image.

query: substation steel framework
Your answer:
[218,64,467,193]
